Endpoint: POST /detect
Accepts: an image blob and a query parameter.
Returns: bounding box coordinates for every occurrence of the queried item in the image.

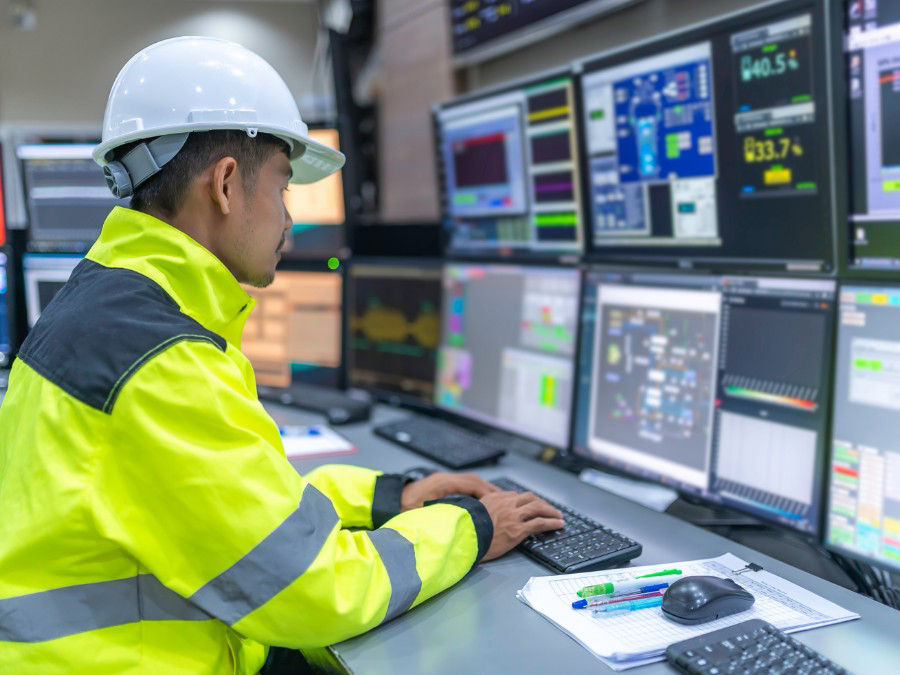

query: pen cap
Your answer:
[577,582,614,598]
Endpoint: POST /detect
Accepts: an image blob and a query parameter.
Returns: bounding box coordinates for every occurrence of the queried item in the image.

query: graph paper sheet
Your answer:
[517,552,858,670]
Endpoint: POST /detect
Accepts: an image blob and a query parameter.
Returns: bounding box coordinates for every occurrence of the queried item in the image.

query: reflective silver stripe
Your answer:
[366,528,422,624]
[0,575,211,643]
[190,483,339,625]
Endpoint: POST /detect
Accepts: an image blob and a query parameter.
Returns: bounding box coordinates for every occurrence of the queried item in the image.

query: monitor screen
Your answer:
[579,0,840,271]
[280,128,346,261]
[572,268,836,534]
[435,71,585,259]
[450,0,643,62]
[435,263,580,447]
[22,253,83,328]
[17,144,128,253]
[242,271,342,389]
[844,1,900,270]
[347,259,442,403]
[827,284,900,570]
[0,249,12,365]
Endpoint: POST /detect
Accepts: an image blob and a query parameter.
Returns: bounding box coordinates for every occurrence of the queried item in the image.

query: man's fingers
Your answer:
[517,500,564,521]
[514,491,540,506]
[523,517,566,535]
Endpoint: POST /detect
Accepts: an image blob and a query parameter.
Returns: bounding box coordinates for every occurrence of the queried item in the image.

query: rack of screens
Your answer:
[242,270,343,389]
[577,0,842,271]
[347,259,442,404]
[572,268,837,535]
[280,127,347,261]
[434,70,585,259]
[17,144,128,253]
[435,263,580,448]
[827,284,900,571]
[844,2,900,271]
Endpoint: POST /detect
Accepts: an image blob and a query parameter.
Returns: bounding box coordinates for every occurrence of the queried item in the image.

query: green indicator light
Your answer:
[327,257,340,270]
[795,182,816,190]
[854,359,869,370]
[590,109,606,120]
[535,213,577,226]
[857,293,872,304]
[453,194,477,205]
[764,127,783,137]
[762,44,778,53]
[883,180,900,192]
[791,94,812,103]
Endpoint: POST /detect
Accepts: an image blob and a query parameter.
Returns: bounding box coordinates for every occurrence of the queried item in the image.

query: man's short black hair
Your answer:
[128,130,290,218]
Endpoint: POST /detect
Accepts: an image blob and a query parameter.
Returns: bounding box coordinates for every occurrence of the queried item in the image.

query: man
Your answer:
[0,37,564,673]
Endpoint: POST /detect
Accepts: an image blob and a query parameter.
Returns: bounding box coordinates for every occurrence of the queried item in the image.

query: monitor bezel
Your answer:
[567,262,838,539]
[574,0,846,276]
[432,65,587,264]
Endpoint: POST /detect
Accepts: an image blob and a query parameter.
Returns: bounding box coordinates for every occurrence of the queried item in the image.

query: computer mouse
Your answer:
[661,575,754,625]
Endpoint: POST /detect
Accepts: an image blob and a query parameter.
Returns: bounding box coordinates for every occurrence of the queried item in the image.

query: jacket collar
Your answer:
[86,206,255,348]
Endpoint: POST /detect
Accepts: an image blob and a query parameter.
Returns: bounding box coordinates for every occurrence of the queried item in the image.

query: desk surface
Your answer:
[268,402,900,675]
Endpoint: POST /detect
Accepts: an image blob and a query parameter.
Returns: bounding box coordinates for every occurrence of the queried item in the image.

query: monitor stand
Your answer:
[667,497,858,591]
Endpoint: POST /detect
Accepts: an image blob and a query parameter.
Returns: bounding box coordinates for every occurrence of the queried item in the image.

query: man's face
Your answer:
[234,152,293,288]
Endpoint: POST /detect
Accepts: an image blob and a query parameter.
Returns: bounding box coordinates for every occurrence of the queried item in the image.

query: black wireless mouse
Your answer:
[661,575,754,625]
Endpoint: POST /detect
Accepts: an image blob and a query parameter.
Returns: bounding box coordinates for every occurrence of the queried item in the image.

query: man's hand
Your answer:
[401,472,501,511]
[479,491,565,562]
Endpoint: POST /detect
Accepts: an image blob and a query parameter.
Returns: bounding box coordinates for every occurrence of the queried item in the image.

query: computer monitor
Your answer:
[572,268,836,534]
[826,284,900,570]
[844,2,900,271]
[22,253,83,328]
[347,259,443,403]
[0,249,13,367]
[241,270,343,389]
[279,128,346,261]
[434,69,585,259]
[578,0,842,271]
[435,263,580,448]
[17,144,128,253]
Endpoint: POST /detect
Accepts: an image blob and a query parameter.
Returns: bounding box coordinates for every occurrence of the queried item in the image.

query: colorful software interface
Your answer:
[580,4,835,269]
[436,264,579,447]
[572,270,836,534]
[845,2,900,268]
[348,261,442,402]
[280,128,345,260]
[0,251,10,365]
[436,74,584,256]
[22,253,83,328]
[242,271,342,389]
[451,0,603,55]
[18,144,128,253]
[828,286,900,570]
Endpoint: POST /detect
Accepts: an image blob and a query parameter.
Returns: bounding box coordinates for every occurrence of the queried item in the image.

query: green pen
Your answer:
[577,569,682,598]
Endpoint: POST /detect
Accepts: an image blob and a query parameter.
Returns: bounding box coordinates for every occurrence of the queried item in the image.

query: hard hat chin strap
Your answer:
[103,132,190,198]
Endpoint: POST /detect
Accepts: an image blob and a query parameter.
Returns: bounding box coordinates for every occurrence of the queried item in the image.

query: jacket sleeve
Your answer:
[91,341,493,648]
[303,464,406,529]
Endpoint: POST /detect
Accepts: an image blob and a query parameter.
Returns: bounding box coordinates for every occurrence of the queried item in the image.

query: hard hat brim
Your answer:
[93,125,345,186]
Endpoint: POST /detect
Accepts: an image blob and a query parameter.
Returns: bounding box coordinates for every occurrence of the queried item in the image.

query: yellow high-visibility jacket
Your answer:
[0,207,492,674]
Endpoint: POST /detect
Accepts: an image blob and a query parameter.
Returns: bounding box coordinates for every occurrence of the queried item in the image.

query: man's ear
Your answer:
[209,156,239,216]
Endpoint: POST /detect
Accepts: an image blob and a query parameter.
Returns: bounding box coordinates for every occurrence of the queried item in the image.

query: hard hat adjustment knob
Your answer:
[104,161,133,199]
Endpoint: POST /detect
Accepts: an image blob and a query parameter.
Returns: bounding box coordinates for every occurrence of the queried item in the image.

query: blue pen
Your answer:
[591,596,662,615]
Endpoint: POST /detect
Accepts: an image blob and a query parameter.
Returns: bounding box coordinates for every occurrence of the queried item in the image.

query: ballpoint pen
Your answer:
[577,569,683,598]
[572,591,664,609]
[591,596,663,615]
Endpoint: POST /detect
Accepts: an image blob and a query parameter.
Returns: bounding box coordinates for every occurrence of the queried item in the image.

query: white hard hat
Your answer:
[93,36,344,197]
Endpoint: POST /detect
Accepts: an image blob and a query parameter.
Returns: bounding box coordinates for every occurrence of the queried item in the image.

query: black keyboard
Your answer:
[491,477,642,574]
[373,417,506,469]
[257,383,371,425]
[666,619,848,675]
